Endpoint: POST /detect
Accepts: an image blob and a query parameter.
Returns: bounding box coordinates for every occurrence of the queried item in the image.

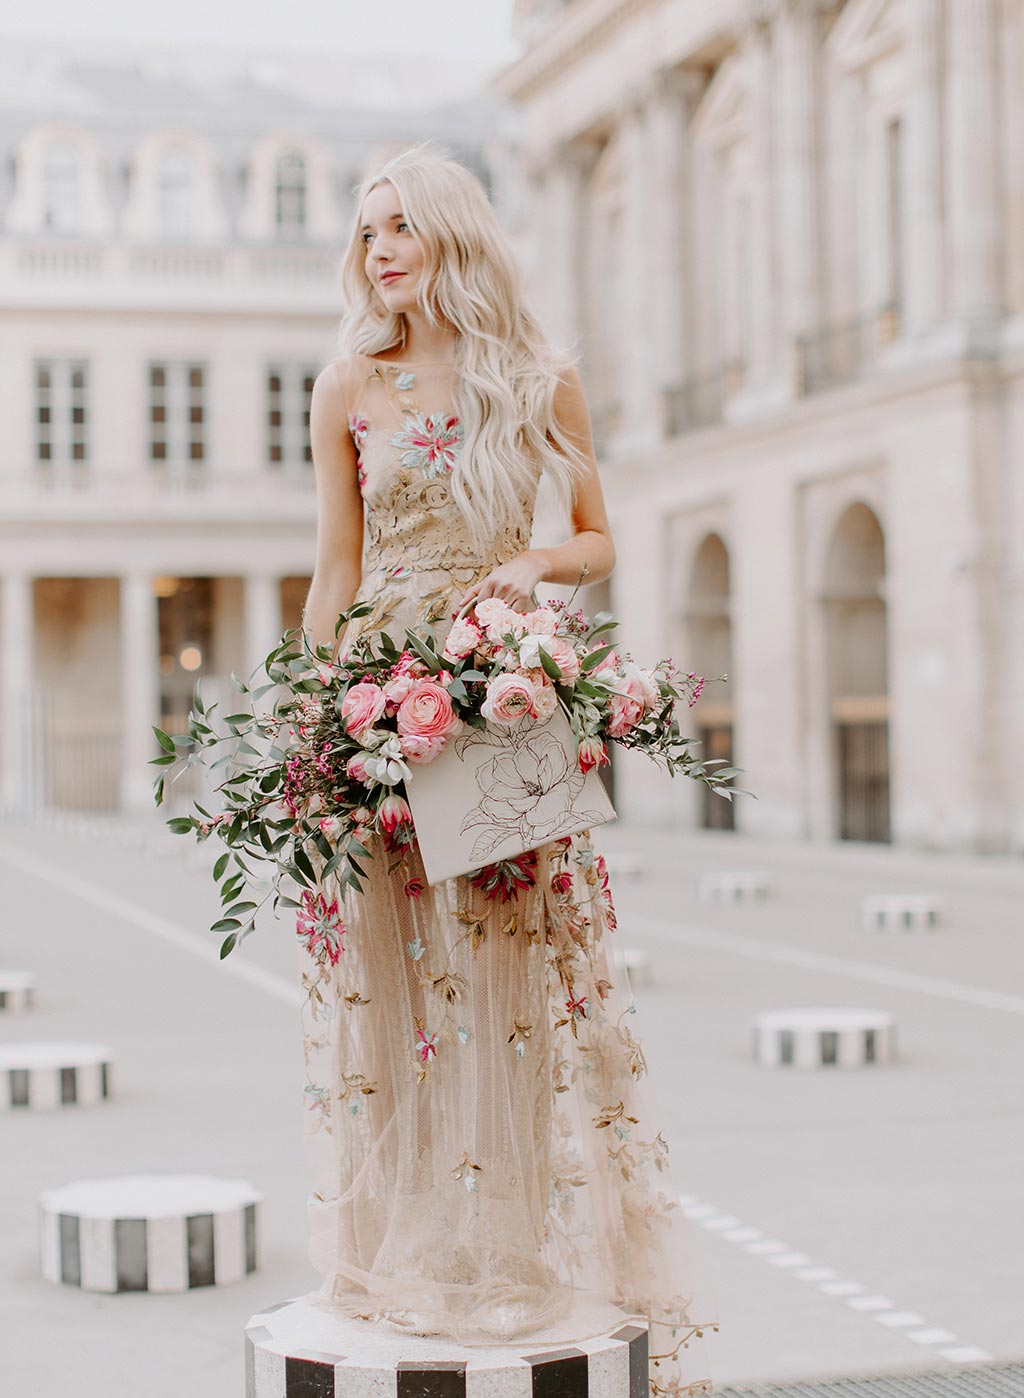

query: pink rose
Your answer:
[522,606,558,636]
[606,691,644,737]
[545,636,580,681]
[383,674,416,708]
[481,672,537,725]
[530,676,558,724]
[339,682,387,737]
[442,617,482,661]
[397,679,462,744]
[400,731,447,764]
[621,661,659,708]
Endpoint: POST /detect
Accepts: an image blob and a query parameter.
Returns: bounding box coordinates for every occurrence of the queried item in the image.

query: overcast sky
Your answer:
[0,0,520,62]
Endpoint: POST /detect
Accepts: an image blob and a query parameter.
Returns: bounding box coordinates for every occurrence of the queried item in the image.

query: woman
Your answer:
[301,143,717,1396]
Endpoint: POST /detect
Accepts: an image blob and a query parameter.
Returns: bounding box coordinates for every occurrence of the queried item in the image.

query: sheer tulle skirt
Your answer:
[298,831,717,1393]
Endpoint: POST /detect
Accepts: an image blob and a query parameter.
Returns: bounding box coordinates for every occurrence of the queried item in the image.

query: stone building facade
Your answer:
[0,39,492,816]
[494,0,1024,853]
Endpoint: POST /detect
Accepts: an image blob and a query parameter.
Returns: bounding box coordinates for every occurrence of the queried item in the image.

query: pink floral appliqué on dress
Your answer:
[390,410,464,478]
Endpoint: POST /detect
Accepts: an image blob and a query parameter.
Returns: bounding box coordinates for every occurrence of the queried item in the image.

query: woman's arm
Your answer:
[457,365,615,612]
[302,361,364,656]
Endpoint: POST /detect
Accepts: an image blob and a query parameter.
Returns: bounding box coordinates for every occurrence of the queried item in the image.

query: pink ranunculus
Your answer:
[378,793,413,834]
[475,597,527,642]
[346,752,372,784]
[397,679,462,746]
[339,681,387,737]
[400,731,447,764]
[578,736,609,772]
[545,636,581,681]
[480,672,537,726]
[442,617,482,661]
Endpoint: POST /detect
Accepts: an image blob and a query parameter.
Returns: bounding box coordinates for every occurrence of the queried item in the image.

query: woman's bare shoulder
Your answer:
[314,354,370,413]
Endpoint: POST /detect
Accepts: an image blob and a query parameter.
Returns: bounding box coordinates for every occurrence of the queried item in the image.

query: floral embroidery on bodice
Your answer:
[338,354,539,649]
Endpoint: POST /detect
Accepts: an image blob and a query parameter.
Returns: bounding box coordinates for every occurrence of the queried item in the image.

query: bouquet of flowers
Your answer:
[152,594,742,958]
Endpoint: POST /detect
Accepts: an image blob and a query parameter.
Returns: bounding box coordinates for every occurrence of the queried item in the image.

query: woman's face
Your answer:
[360,181,424,311]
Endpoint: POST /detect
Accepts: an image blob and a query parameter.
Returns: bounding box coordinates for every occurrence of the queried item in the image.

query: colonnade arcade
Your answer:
[0,571,311,815]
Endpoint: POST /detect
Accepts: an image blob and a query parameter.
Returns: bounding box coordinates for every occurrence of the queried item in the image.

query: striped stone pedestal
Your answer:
[245,1296,649,1398]
[39,1174,261,1292]
[0,970,36,1013]
[0,1041,112,1110]
[753,1007,897,1069]
[861,895,944,931]
[698,871,771,904]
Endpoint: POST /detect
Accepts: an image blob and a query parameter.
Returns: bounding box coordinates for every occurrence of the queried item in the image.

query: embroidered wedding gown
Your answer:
[298,353,717,1395]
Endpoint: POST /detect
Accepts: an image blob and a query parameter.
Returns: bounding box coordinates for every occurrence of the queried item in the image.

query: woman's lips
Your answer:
[380,273,406,284]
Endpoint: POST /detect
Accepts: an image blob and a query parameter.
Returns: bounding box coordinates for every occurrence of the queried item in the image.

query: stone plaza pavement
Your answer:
[0,815,1021,1396]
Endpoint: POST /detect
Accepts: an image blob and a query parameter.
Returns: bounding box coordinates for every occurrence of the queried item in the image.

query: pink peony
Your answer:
[339,682,387,737]
[480,672,537,726]
[397,679,462,746]
[442,617,482,661]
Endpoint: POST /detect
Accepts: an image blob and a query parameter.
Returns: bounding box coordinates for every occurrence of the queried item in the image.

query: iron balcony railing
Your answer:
[795,303,901,396]
[663,360,746,437]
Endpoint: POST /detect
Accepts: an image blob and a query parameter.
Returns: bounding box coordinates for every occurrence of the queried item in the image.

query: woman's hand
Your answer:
[457,550,550,616]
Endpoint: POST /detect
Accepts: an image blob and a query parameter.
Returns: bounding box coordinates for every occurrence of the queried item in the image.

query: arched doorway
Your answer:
[687,533,734,831]
[823,503,890,842]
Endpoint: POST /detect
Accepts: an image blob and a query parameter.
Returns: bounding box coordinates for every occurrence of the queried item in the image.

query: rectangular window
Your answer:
[265,364,317,467]
[148,360,206,466]
[33,359,88,465]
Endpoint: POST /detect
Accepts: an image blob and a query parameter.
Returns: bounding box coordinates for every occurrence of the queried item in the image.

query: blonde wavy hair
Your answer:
[335,141,591,555]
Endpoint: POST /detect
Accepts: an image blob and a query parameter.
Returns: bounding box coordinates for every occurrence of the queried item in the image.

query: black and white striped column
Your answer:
[245,1297,648,1398]
[0,1042,112,1110]
[698,871,771,904]
[39,1174,261,1291]
[861,895,944,930]
[0,970,36,1014]
[753,1007,898,1069]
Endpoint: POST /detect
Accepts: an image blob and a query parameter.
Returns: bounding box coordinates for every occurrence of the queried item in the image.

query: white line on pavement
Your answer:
[0,839,303,1009]
[679,1194,994,1365]
[634,916,1024,1016]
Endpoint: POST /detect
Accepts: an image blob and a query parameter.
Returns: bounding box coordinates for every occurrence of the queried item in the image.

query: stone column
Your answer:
[1,574,35,813]
[776,0,821,342]
[903,0,944,335]
[646,66,705,400]
[120,573,161,813]
[618,87,663,451]
[741,16,779,398]
[243,573,283,682]
[946,0,1002,324]
[537,143,589,355]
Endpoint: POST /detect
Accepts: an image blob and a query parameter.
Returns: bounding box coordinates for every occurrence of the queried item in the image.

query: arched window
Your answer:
[42,143,81,233]
[274,151,307,237]
[157,147,194,238]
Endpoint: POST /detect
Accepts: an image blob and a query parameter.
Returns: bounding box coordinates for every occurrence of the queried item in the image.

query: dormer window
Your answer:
[42,143,81,233]
[157,147,194,239]
[274,151,307,237]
